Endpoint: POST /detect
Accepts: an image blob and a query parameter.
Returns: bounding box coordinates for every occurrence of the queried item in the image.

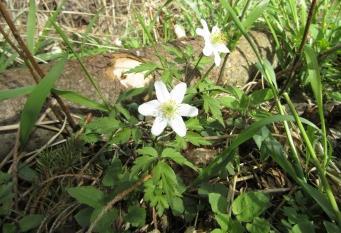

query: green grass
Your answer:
[0,0,340,232]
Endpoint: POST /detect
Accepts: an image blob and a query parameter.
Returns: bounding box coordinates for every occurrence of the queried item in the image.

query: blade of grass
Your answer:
[53,22,111,110]
[284,92,341,227]
[52,89,108,112]
[0,86,35,101]
[196,114,318,183]
[241,0,269,32]
[20,56,67,145]
[304,45,328,167]
[34,0,66,54]
[26,0,36,52]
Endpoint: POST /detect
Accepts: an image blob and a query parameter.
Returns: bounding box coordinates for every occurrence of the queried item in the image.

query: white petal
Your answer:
[215,43,230,53]
[211,25,220,34]
[154,80,170,103]
[196,28,205,37]
[200,19,209,32]
[169,115,187,137]
[178,104,198,117]
[203,43,213,56]
[151,117,167,136]
[170,82,187,103]
[214,51,222,66]
[138,100,160,116]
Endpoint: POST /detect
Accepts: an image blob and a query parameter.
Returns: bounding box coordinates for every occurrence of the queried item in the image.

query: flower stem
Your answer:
[186,52,203,83]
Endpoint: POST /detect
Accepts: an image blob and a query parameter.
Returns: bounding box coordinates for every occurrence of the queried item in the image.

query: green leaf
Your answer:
[249,88,274,105]
[242,0,269,32]
[246,217,270,233]
[290,221,315,233]
[198,114,320,182]
[185,132,211,146]
[67,186,104,208]
[19,214,44,232]
[261,136,297,178]
[256,59,278,91]
[53,89,108,111]
[304,46,323,115]
[324,221,341,233]
[75,207,93,228]
[170,196,184,215]
[19,56,67,144]
[330,92,341,102]
[2,223,16,233]
[137,146,158,157]
[198,183,228,197]
[130,155,156,177]
[232,192,270,222]
[208,193,228,215]
[0,86,35,102]
[219,96,239,109]
[203,94,224,126]
[298,181,336,220]
[185,118,203,131]
[102,158,123,187]
[126,62,159,75]
[161,148,197,171]
[90,207,118,233]
[112,128,131,144]
[18,163,39,183]
[86,117,120,134]
[27,0,37,52]
[125,206,146,227]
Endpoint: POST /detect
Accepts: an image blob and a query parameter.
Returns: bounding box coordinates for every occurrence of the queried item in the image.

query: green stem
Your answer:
[284,92,341,227]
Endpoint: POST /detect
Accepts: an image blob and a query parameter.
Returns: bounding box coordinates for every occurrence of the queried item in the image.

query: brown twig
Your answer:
[86,174,152,233]
[0,2,77,131]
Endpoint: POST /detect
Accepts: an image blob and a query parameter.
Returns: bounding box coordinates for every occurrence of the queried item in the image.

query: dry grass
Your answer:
[1,0,162,47]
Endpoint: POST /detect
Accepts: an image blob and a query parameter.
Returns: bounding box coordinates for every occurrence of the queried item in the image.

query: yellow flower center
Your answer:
[160,100,178,119]
[210,32,227,44]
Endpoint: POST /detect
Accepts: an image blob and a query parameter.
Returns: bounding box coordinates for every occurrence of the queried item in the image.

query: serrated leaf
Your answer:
[203,94,224,126]
[232,192,270,222]
[186,131,211,146]
[67,186,104,208]
[19,214,43,232]
[161,148,197,171]
[125,206,146,227]
[126,62,158,75]
[137,147,158,157]
[86,117,120,134]
[185,118,203,131]
[130,155,156,177]
[20,56,66,144]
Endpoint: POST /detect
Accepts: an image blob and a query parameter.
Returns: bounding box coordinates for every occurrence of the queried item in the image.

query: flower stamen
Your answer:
[160,100,178,119]
[210,32,227,45]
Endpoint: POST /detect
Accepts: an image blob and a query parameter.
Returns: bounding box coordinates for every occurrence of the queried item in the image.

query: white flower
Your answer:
[174,24,186,38]
[196,19,230,66]
[138,81,198,137]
